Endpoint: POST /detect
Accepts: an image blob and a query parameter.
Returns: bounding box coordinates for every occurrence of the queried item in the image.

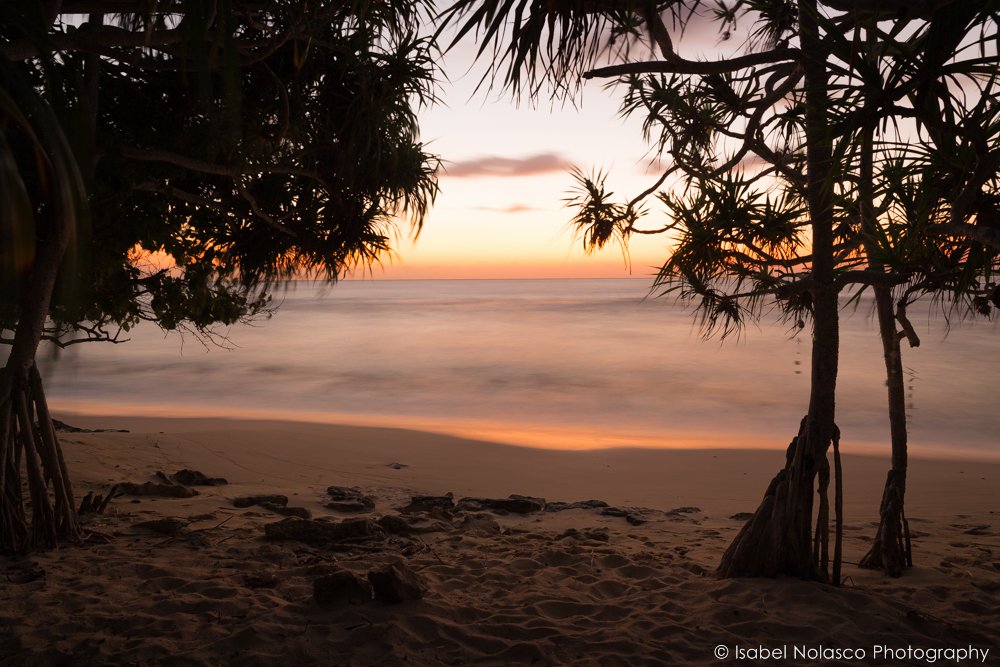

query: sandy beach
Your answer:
[0,415,997,666]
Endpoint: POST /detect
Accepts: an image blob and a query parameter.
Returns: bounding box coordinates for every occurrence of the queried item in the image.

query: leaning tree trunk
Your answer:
[857,286,912,576]
[717,0,843,583]
[0,211,82,553]
[854,122,912,577]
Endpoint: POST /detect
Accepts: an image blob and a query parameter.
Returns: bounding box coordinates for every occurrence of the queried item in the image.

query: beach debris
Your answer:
[456,494,545,514]
[233,494,288,508]
[263,517,383,547]
[401,493,455,515]
[78,485,120,515]
[314,570,372,606]
[133,517,189,536]
[325,486,376,513]
[460,513,502,536]
[545,499,610,512]
[386,462,408,470]
[729,512,754,521]
[368,562,426,604]
[170,469,228,486]
[118,481,198,498]
[242,572,281,589]
[51,419,128,433]
[557,527,609,542]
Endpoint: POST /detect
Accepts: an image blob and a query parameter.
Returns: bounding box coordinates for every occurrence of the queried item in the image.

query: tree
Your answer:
[1,1,440,552]
[441,0,999,581]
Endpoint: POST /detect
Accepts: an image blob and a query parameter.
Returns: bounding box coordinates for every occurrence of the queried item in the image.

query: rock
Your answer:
[666,506,701,516]
[314,570,372,605]
[118,482,198,498]
[376,515,411,536]
[263,517,382,546]
[242,573,280,589]
[368,562,426,604]
[133,517,189,535]
[170,469,228,486]
[233,494,288,508]
[557,527,609,542]
[325,486,375,513]
[456,494,545,514]
[730,512,754,521]
[545,499,609,512]
[401,493,454,515]
[261,503,312,519]
[964,525,991,536]
[600,507,646,525]
[460,513,501,536]
[386,462,408,470]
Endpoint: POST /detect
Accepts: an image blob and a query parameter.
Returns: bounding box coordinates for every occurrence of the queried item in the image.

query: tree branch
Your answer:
[583,49,800,80]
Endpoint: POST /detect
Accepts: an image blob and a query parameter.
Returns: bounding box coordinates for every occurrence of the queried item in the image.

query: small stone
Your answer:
[460,513,501,536]
[263,517,382,546]
[171,469,228,486]
[386,462,408,470]
[233,494,288,508]
[313,571,372,605]
[401,493,454,515]
[368,562,426,604]
[376,515,411,536]
[261,503,312,519]
[730,512,754,521]
[325,486,375,513]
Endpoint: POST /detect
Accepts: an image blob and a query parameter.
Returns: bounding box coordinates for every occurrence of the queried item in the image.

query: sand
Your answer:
[1,415,998,666]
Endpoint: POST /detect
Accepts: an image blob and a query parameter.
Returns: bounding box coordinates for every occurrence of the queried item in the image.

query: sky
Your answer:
[368,38,680,280]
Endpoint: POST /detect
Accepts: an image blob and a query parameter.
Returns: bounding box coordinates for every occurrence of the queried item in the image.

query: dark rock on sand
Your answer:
[133,517,189,535]
[557,527,610,542]
[376,515,412,536]
[263,517,382,546]
[368,562,426,604]
[730,512,754,521]
[386,462,408,470]
[456,494,545,514]
[545,499,609,512]
[314,570,372,605]
[600,507,646,525]
[460,513,501,536]
[401,493,455,515]
[233,494,288,508]
[263,503,312,519]
[325,486,375,513]
[119,482,198,498]
[170,469,228,486]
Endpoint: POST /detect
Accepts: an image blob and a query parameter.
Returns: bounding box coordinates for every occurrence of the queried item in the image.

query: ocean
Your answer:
[39,278,999,460]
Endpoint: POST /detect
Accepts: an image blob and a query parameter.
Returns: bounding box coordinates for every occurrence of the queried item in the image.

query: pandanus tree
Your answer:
[441,0,999,581]
[0,1,440,552]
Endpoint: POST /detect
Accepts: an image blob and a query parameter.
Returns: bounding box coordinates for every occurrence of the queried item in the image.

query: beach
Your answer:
[2,415,997,666]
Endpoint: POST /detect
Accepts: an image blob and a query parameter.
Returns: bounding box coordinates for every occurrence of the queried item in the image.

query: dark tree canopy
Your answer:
[0,0,441,552]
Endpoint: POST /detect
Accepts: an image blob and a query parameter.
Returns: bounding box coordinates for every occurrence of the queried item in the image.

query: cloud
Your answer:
[445,152,570,178]
[472,203,543,213]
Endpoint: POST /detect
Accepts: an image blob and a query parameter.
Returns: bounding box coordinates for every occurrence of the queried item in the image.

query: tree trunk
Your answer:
[0,177,82,553]
[858,287,911,575]
[718,0,841,582]
[854,119,912,577]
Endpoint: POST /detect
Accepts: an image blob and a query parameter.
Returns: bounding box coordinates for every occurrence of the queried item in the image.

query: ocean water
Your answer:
[38,278,999,459]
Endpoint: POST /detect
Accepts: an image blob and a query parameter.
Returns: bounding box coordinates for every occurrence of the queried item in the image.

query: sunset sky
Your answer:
[372,41,676,279]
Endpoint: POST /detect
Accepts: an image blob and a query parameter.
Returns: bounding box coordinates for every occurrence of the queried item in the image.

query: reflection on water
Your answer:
[38,279,999,459]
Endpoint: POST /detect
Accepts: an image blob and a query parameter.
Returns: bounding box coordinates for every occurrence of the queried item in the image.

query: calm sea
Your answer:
[39,279,999,459]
